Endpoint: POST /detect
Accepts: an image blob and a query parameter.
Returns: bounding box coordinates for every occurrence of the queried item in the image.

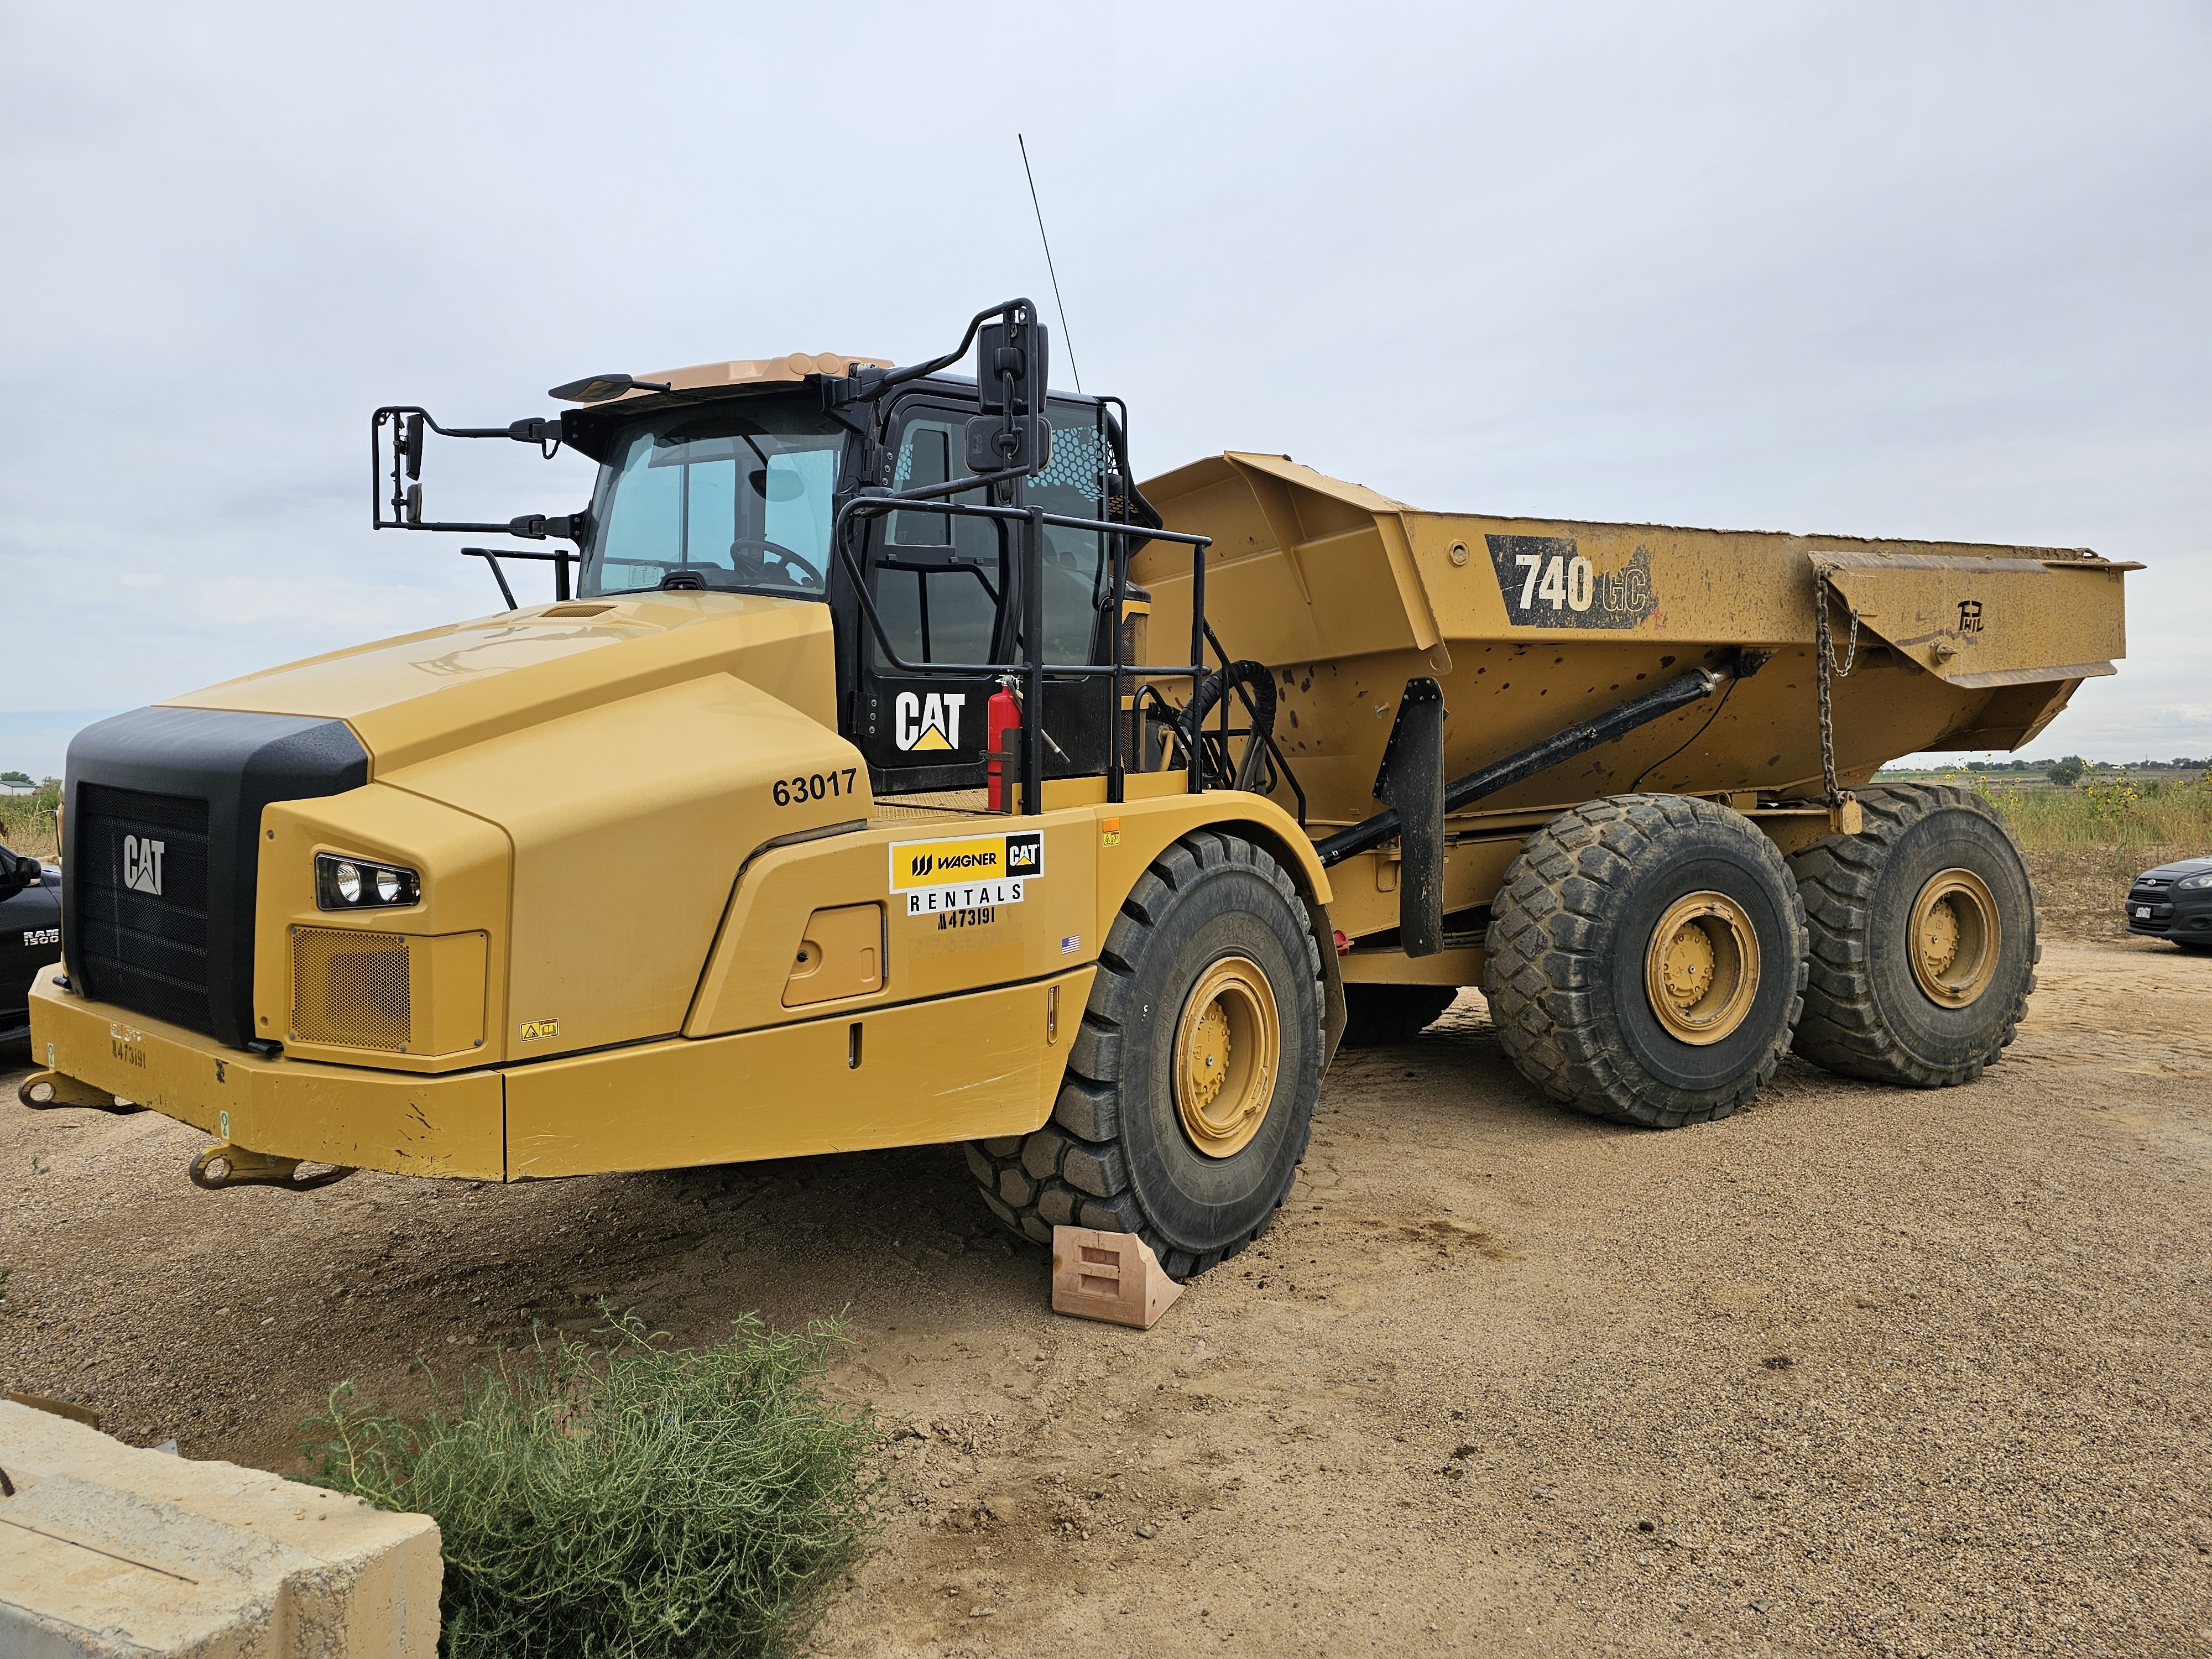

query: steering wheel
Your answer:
[728,536,823,589]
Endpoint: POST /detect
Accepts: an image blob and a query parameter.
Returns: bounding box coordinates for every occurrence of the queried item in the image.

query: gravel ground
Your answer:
[4,935,2209,1656]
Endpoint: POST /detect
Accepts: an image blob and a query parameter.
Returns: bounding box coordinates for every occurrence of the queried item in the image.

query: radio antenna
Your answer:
[1018,133,1081,393]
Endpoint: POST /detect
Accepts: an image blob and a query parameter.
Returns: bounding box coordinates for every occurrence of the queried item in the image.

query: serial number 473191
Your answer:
[773,769,859,807]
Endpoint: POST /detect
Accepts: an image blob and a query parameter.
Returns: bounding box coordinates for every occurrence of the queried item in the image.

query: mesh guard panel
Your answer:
[292,928,412,1051]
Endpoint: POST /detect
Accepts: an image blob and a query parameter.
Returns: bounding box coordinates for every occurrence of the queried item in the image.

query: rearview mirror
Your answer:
[975,319,1048,419]
[400,413,425,479]
[750,468,806,503]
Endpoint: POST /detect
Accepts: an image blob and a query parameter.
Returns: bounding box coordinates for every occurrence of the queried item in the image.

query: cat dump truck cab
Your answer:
[24,299,2133,1277]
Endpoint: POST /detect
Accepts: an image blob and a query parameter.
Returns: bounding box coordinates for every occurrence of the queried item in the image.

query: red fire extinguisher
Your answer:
[985,679,1022,812]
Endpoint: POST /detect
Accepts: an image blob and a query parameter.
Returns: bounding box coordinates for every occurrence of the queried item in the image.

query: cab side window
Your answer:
[869,400,1108,668]
[1031,402,1108,665]
[874,414,1001,665]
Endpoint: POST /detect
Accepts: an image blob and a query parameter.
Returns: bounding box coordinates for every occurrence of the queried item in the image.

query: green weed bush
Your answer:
[300,1310,883,1659]
[1959,768,2212,851]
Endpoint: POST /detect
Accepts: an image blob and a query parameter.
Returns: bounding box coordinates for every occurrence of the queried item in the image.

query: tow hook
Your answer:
[18,1071,141,1114]
[187,1142,355,1192]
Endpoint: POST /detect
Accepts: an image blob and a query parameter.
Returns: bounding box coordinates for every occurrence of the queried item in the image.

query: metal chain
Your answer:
[1813,568,1843,808]
[1831,593,1859,678]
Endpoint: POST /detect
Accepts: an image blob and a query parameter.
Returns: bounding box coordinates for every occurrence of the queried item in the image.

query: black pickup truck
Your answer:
[2124,854,2212,952]
[2,842,62,1047]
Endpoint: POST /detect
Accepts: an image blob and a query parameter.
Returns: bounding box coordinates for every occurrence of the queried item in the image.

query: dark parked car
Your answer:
[2124,854,2212,952]
[2,841,62,1047]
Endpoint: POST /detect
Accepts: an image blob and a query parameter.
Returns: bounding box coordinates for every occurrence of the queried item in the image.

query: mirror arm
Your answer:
[372,406,567,531]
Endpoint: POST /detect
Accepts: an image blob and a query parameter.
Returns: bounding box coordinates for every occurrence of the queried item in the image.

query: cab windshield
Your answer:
[581,398,846,598]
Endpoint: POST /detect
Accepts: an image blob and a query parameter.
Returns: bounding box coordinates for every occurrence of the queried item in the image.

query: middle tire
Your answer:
[1482,794,1808,1128]
[965,830,1325,1279]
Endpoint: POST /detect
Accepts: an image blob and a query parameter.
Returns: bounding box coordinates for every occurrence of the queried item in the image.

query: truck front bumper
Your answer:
[26,967,504,1179]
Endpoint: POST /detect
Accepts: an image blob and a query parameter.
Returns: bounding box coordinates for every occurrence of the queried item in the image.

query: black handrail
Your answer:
[461,546,579,609]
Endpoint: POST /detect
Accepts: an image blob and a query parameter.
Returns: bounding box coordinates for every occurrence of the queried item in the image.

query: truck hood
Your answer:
[163,593,838,773]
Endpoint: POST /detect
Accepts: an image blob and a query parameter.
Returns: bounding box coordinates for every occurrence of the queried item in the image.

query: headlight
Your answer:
[316,852,420,910]
[2178,873,2212,890]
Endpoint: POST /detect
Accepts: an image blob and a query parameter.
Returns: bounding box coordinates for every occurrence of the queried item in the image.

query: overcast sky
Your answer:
[3,2,2206,780]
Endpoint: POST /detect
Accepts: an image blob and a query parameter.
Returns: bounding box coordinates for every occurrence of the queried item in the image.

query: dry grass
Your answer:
[2020,843,2195,942]
[1929,770,2212,942]
[0,789,60,861]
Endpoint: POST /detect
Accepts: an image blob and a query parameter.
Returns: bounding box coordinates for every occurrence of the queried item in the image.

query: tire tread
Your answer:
[1790,784,2038,1086]
[964,832,1323,1274]
[1482,792,1807,1128]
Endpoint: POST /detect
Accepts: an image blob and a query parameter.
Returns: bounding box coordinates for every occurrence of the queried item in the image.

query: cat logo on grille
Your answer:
[122,833,166,896]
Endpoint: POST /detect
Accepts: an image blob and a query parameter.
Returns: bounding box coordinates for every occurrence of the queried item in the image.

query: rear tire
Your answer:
[1340,983,1460,1047]
[1482,794,1807,1128]
[964,831,1325,1279]
[1790,784,2038,1086]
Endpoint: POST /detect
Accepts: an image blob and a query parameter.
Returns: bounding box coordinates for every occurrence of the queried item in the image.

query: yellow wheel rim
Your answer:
[1909,868,2000,1007]
[1173,956,1280,1159]
[1644,891,1761,1045]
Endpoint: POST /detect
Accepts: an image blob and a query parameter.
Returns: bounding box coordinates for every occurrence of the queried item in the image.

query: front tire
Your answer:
[1790,784,2038,1086]
[965,831,1325,1279]
[1482,794,1808,1128]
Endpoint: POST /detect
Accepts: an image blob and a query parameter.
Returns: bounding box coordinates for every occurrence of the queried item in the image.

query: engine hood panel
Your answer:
[159,594,838,773]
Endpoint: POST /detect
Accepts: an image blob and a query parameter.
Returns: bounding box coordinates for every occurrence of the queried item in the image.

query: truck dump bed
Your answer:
[1131,453,2131,836]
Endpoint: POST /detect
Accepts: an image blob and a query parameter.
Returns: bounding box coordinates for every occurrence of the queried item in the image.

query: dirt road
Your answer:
[6,937,2209,1656]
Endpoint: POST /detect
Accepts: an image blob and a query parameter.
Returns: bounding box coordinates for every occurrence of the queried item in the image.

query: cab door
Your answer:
[853,401,1009,789]
[853,398,1116,795]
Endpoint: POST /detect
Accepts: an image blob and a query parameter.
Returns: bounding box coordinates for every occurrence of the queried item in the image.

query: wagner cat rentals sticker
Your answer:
[890,830,1044,917]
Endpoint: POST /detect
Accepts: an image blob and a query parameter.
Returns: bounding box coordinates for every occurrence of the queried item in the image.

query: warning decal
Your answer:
[889,830,1045,917]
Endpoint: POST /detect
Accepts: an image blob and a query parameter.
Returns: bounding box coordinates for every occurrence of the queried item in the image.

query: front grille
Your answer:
[74,782,213,1035]
[65,706,372,1048]
[292,927,412,1051]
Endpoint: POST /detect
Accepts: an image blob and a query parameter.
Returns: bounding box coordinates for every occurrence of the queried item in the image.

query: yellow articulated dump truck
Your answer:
[24,299,2132,1278]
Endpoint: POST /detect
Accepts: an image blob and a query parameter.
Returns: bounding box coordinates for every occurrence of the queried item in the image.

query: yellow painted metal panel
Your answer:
[257,785,512,1068]
[782,905,885,1006]
[1821,554,2126,682]
[388,674,865,1060]
[688,815,1095,1037]
[28,971,503,1179]
[1091,792,1332,932]
[507,967,1097,1177]
[163,594,840,771]
[1130,453,2130,840]
[416,930,489,1055]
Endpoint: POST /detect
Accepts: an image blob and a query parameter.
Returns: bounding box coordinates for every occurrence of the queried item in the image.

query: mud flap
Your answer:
[1376,677,1447,957]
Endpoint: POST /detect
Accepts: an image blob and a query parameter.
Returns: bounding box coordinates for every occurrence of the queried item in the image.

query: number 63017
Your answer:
[773,769,858,806]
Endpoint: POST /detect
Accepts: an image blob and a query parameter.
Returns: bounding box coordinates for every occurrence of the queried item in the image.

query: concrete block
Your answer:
[0,1400,440,1657]
[1051,1226,1182,1329]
